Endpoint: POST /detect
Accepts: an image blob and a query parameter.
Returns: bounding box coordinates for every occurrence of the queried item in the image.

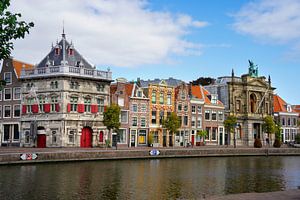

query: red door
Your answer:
[81,128,92,148]
[191,135,195,146]
[37,134,46,148]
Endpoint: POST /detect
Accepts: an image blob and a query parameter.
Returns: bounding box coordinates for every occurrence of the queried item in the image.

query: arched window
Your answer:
[250,93,257,113]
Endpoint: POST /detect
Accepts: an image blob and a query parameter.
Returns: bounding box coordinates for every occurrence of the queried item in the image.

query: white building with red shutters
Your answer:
[20,31,112,148]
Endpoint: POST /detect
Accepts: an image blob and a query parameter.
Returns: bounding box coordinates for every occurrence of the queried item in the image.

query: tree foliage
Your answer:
[262,115,275,134]
[103,104,121,132]
[0,0,34,59]
[197,130,207,138]
[0,79,6,91]
[162,112,181,135]
[190,77,215,86]
[224,115,237,134]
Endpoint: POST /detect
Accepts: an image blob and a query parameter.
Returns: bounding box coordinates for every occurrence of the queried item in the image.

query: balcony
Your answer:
[20,65,112,81]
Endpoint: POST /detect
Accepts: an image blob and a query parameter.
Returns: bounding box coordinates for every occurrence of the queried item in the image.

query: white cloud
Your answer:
[232,0,300,43]
[10,0,208,67]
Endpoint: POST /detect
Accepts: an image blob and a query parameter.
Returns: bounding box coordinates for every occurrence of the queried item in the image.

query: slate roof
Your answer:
[37,33,93,69]
[140,77,184,87]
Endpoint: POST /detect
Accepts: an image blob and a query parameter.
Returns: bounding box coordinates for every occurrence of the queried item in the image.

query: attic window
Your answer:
[69,48,74,56]
[55,47,60,55]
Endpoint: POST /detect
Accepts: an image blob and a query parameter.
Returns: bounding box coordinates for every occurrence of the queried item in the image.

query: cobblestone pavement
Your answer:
[206,190,300,200]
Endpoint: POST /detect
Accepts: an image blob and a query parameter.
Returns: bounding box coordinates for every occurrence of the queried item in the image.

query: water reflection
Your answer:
[0,157,299,200]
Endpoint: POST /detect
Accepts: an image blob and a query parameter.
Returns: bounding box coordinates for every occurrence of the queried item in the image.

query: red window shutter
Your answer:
[99,131,104,142]
[32,104,39,113]
[91,104,98,113]
[67,103,71,112]
[44,104,51,113]
[55,104,60,112]
[22,105,27,114]
[104,106,107,112]
[78,104,84,113]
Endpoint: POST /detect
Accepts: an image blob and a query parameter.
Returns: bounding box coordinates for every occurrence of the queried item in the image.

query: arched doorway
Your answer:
[250,93,257,113]
[81,127,93,148]
[37,126,46,148]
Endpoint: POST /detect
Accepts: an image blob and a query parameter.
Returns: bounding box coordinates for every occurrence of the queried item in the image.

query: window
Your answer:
[178,104,182,111]
[293,118,297,126]
[285,129,290,141]
[192,106,196,114]
[197,117,202,128]
[26,97,34,113]
[152,92,156,103]
[159,111,164,125]
[118,97,124,107]
[132,104,138,112]
[96,84,104,92]
[121,111,128,123]
[69,48,74,56]
[0,105,1,118]
[181,91,185,100]
[236,100,241,112]
[51,96,58,112]
[184,105,188,112]
[97,98,104,113]
[13,105,20,118]
[4,105,11,118]
[13,87,21,100]
[52,130,57,144]
[183,116,188,126]
[211,95,217,104]
[265,102,270,114]
[69,130,75,144]
[0,90,2,101]
[70,97,78,112]
[84,98,91,113]
[167,94,171,105]
[132,117,137,126]
[141,117,146,127]
[159,92,164,104]
[4,88,11,100]
[288,118,291,126]
[13,124,19,140]
[24,130,30,144]
[198,106,202,114]
[212,111,217,121]
[138,130,147,144]
[212,127,217,141]
[55,47,60,55]
[218,111,224,121]
[141,104,147,112]
[191,116,196,127]
[50,81,58,89]
[205,110,210,120]
[39,96,45,112]
[151,111,156,124]
[153,131,159,143]
[206,127,211,140]
[137,90,142,97]
[117,129,126,143]
[282,118,285,126]
[4,72,12,85]
[70,81,79,89]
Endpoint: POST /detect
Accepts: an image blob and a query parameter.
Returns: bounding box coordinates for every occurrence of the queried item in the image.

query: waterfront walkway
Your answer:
[0,146,300,165]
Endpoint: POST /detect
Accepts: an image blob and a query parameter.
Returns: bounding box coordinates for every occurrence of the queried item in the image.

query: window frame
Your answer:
[13,87,21,100]
[4,88,12,101]
[4,72,12,85]
[13,104,21,118]
[3,105,11,118]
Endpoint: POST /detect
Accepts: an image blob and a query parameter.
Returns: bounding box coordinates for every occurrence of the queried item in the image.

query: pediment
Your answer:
[247,78,269,88]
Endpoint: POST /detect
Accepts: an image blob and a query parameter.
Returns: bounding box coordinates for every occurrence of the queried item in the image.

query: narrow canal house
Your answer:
[0,58,33,146]
[141,79,176,147]
[110,78,149,147]
[175,82,191,147]
[205,61,275,146]
[20,32,112,148]
[274,95,299,143]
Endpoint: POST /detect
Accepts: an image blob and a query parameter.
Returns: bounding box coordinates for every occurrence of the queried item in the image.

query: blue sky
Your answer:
[10,0,300,104]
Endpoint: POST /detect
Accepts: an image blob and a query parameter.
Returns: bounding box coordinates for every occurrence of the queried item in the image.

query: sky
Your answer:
[8,0,300,104]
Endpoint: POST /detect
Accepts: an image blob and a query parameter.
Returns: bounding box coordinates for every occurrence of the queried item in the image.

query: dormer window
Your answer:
[211,94,218,104]
[287,105,292,112]
[55,47,60,55]
[69,48,74,56]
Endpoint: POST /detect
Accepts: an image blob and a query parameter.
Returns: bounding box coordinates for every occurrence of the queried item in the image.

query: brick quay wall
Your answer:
[0,147,300,165]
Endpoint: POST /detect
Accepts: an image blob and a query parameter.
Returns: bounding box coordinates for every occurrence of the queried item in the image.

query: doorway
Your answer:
[81,127,93,148]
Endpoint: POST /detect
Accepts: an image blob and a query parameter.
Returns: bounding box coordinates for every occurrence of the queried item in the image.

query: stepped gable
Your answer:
[37,32,93,69]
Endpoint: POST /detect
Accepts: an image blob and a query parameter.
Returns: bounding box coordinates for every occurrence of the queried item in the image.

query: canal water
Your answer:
[0,156,300,200]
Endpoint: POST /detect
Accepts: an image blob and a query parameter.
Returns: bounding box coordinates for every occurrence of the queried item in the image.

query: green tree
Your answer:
[162,112,180,146]
[1,0,34,59]
[273,123,282,148]
[262,115,275,145]
[197,130,207,145]
[224,115,237,147]
[103,104,121,147]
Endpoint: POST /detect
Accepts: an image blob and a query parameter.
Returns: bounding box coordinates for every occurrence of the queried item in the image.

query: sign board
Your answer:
[149,149,160,156]
[20,153,38,160]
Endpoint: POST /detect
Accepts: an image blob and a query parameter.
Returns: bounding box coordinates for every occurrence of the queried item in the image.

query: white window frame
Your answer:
[120,110,128,123]
[3,105,11,118]
[141,117,146,127]
[117,128,127,144]
[0,90,2,101]
[132,104,138,112]
[13,104,21,118]
[132,116,138,126]
[4,72,12,85]
[141,103,147,112]
[4,88,12,101]
[211,111,217,121]
[0,105,2,118]
[192,105,196,114]
[13,87,21,100]
[205,110,210,120]
[68,130,76,144]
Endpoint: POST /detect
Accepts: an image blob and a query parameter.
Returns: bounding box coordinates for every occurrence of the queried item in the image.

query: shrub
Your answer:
[273,139,281,148]
[295,134,300,144]
[254,138,262,148]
